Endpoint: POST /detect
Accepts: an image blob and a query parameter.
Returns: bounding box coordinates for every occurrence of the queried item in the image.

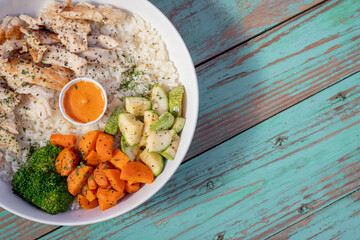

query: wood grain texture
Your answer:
[0,210,57,240]
[269,190,360,240]
[39,71,360,239]
[187,0,360,160]
[150,0,324,65]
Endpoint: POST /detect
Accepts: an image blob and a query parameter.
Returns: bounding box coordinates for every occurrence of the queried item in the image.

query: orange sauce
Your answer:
[63,81,105,123]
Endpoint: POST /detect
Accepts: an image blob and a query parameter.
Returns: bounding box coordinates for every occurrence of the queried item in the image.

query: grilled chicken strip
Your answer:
[97,6,127,25]
[17,85,54,120]
[60,4,104,22]
[25,94,52,120]
[0,16,23,44]
[0,87,20,113]
[0,39,26,62]
[20,28,60,48]
[29,47,47,63]
[16,85,55,100]
[79,47,120,67]
[88,35,119,49]
[39,8,91,53]
[0,128,19,154]
[0,110,18,134]
[19,15,41,30]
[60,4,126,25]
[57,32,88,53]
[20,28,60,62]
[0,59,70,91]
[42,46,87,75]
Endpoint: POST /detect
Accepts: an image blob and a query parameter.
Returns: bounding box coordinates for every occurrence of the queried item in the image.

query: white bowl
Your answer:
[59,78,108,126]
[0,0,198,225]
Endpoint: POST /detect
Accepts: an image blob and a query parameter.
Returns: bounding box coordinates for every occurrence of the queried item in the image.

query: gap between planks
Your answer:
[267,188,360,239]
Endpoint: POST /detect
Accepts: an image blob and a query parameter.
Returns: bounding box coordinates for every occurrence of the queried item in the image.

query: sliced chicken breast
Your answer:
[39,8,90,53]
[20,28,60,48]
[0,110,18,134]
[60,4,104,22]
[97,6,126,25]
[15,85,55,100]
[25,94,52,120]
[0,87,20,113]
[79,47,120,67]
[88,35,119,49]
[0,16,23,43]
[0,59,71,91]
[60,4,126,25]
[19,15,41,30]
[42,46,87,75]
[0,128,19,154]
[0,39,26,62]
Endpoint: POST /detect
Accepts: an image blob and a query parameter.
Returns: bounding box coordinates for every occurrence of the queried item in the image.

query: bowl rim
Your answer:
[0,0,199,226]
[59,77,108,126]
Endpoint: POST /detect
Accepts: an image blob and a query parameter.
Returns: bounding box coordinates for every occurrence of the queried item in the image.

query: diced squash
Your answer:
[94,162,113,187]
[104,169,125,192]
[50,134,77,148]
[85,150,101,166]
[67,164,93,196]
[125,181,140,193]
[96,133,114,162]
[120,162,154,184]
[78,130,102,158]
[77,194,99,210]
[110,149,129,172]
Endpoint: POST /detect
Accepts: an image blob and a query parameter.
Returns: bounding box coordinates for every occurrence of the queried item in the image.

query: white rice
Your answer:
[0,12,179,182]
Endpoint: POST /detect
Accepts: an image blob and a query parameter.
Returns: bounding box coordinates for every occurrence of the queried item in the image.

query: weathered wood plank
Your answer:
[0,209,57,240]
[187,0,360,159]
[150,0,325,65]
[269,190,360,240]
[39,71,360,239]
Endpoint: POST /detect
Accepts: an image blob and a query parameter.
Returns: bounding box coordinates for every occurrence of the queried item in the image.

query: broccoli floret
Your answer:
[29,144,62,172]
[12,166,74,215]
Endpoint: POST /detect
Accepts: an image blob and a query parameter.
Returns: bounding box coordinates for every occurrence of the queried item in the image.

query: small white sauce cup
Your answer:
[59,77,108,126]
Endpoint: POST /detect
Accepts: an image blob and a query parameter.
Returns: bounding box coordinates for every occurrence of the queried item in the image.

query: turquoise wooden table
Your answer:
[1,0,360,239]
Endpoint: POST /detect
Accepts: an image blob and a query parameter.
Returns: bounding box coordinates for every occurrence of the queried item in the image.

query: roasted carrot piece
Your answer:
[85,150,101,166]
[97,188,125,206]
[60,148,79,176]
[120,162,154,184]
[67,164,93,196]
[77,194,99,210]
[78,130,102,158]
[125,181,140,193]
[110,149,129,172]
[98,198,115,211]
[94,162,113,187]
[96,133,114,162]
[50,134,77,148]
[104,169,125,193]
[87,173,98,190]
[82,184,97,202]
